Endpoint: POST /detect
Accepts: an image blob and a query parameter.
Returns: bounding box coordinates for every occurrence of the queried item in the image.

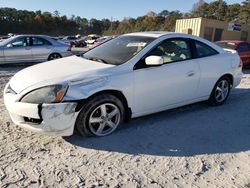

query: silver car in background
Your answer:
[0,35,72,64]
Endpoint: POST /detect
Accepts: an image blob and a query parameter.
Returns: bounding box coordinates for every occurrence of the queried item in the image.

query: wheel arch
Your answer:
[208,73,233,106]
[47,52,62,61]
[220,73,234,88]
[75,89,132,121]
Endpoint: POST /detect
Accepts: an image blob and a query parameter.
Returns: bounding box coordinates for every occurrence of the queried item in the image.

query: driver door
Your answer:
[133,38,200,115]
[4,36,33,63]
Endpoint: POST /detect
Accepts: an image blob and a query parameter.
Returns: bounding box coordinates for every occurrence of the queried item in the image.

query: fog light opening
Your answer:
[24,117,42,124]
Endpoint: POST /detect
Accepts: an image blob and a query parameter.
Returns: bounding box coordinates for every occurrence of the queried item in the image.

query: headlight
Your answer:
[20,84,68,104]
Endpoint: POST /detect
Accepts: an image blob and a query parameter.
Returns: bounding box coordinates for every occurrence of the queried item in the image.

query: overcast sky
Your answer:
[0,0,242,20]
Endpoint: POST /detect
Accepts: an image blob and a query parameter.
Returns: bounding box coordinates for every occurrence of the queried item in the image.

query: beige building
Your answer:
[175,17,250,42]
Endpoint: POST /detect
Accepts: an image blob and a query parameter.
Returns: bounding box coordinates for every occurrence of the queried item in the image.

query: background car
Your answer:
[90,35,117,49]
[74,37,87,48]
[216,40,250,68]
[85,34,100,45]
[0,35,72,64]
[62,36,79,46]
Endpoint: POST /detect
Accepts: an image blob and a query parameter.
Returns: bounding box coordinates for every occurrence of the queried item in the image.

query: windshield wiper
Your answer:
[83,56,109,64]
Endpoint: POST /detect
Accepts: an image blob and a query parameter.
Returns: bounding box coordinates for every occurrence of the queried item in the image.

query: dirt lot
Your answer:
[1,66,250,188]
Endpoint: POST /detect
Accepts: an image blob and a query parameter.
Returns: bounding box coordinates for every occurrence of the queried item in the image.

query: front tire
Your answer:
[75,94,125,137]
[208,76,231,106]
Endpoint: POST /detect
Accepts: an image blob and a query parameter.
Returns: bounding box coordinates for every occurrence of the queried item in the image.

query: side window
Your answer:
[32,37,51,46]
[148,38,192,64]
[237,43,249,52]
[8,37,30,47]
[194,41,218,58]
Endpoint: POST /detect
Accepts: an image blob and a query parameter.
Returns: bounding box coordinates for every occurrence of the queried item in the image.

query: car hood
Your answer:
[9,56,115,94]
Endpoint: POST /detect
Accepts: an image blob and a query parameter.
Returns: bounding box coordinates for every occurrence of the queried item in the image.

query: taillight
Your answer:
[67,46,71,52]
[239,59,243,68]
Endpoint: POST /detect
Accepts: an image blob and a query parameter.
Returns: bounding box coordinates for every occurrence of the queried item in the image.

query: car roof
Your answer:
[124,31,216,40]
[124,31,226,54]
[14,34,51,38]
[124,31,175,38]
[6,34,69,46]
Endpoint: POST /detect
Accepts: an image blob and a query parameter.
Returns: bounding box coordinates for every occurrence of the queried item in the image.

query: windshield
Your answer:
[215,42,237,50]
[83,35,155,65]
[0,36,16,45]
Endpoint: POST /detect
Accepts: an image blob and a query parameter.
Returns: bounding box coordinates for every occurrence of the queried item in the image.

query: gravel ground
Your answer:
[0,66,250,188]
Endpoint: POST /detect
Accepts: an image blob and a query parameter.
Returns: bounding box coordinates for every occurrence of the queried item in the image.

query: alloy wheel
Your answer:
[49,54,61,60]
[215,80,229,103]
[88,103,121,136]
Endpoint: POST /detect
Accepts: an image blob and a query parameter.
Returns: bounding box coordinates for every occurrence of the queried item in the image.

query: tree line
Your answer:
[0,0,249,36]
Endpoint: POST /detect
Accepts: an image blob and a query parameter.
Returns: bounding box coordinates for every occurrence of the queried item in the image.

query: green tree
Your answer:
[162,11,183,31]
[226,3,241,22]
[191,0,205,13]
[239,0,250,25]
[158,10,170,18]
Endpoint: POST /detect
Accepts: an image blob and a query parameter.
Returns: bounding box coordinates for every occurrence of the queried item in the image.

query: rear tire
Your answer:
[75,94,125,137]
[48,53,62,61]
[208,76,231,106]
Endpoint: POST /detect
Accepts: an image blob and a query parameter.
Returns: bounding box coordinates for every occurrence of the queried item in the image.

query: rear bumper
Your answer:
[233,69,243,88]
[4,91,78,136]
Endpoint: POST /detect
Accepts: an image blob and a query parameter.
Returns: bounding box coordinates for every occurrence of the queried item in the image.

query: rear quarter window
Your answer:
[194,40,219,58]
[32,37,52,46]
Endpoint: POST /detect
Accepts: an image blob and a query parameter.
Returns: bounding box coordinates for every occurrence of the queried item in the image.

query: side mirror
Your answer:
[6,43,13,48]
[145,56,163,66]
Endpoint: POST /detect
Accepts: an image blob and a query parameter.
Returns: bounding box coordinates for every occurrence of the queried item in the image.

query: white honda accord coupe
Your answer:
[4,32,242,137]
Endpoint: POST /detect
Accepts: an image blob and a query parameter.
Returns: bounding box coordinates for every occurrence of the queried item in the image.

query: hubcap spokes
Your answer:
[89,103,120,136]
[50,54,60,60]
[215,80,229,102]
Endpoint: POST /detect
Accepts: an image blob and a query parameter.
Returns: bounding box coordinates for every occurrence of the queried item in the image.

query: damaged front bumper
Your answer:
[4,91,78,136]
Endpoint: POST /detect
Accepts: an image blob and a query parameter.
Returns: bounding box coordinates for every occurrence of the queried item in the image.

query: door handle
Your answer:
[187,71,195,77]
